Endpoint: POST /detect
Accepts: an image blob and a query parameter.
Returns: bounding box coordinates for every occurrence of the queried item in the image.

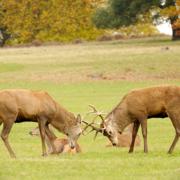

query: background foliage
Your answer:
[92,0,179,30]
[0,0,102,44]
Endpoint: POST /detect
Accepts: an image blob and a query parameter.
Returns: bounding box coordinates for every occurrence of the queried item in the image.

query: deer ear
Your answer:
[76,114,81,124]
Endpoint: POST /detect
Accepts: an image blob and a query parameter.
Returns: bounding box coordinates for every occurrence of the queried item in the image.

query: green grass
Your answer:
[0,37,180,180]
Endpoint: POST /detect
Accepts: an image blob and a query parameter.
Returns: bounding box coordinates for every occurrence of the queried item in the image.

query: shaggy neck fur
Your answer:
[106,98,132,133]
[52,103,77,134]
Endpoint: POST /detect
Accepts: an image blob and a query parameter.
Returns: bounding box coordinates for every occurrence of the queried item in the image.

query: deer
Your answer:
[106,124,141,147]
[83,106,141,148]
[0,89,82,158]
[29,126,81,154]
[83,85,180,153]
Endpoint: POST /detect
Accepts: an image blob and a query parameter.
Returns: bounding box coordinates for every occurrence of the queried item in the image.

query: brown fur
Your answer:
[0,89,81,158]
[107,124,141,147]
[29,127,81,154]
[53,138,81,154]
[104,85,180,153]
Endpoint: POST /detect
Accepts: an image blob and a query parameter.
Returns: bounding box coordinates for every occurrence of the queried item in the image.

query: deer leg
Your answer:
[140,119,148,153]
[1,122,16,158]
[129,121,140,153]
[167,111,180,154]
[168,132,179,154]
[38,119,47,156]
[44,124,57,154]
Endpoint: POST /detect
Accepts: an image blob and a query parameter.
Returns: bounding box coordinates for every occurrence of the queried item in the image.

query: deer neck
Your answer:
[111,105,132,133]
[52,104,75,134]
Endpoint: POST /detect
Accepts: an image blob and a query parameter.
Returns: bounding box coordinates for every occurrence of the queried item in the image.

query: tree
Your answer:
[160,0,180,39]
[0,0,103,45]
[93,0,180,39]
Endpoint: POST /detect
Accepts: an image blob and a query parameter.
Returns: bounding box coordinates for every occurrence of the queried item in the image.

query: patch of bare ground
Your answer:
[0,70,180,83]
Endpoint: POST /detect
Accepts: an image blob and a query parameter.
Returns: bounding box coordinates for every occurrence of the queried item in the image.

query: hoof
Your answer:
[10,155,16,158]
[42,153,48,157]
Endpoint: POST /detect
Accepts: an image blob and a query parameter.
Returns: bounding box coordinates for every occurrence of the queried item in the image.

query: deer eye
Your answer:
[108,131,112,135]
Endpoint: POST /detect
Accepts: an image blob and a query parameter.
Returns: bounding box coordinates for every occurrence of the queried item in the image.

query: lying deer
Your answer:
[83,106,140,148]
[84,85,180,153]
[106,124,141,147]
[0,89,82,158]
[29,127,81,154]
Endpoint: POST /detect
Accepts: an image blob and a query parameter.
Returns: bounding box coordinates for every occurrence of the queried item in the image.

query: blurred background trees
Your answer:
[0,0,179,45]
[0,0,102,45]
[93,0,180,39]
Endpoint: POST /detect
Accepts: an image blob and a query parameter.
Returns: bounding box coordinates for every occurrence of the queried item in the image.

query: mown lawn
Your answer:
[0,37,180,180]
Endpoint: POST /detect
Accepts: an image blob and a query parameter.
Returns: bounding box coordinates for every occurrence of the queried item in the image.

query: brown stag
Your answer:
[84,86,180,153]
[82,106,141,148]
[0,89,82,158]
[29,126,81,154]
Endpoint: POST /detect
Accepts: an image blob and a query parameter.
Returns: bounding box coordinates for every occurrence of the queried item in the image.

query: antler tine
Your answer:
[83,105,102,121]
[94,131,99,140]
[82,105,106,139]
[82,121,94,134]
[82,120,103,135]
[88,104,105,122]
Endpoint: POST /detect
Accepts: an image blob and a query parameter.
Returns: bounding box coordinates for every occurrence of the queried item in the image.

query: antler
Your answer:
[82,120,104,140]
[82,105,106,140]
[88,105,105,122]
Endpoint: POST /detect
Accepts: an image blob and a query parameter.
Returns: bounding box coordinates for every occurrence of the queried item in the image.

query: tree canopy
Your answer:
[0,0,102,45]
[93,0,179,29]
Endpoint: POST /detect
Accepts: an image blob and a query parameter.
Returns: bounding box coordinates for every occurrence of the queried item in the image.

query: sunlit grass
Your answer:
[0,37,180,180]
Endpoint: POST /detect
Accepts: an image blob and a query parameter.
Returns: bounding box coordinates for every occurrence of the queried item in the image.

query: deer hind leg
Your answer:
[168,132,179,154]
[1,121,16,158]
[129,121,140,153]
[167,111,180,154]
[38,118,48,156]
[140,118,148,153]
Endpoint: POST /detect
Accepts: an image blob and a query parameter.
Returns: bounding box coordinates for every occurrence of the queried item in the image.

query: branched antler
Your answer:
[88,105,105,123]
[82,105,106,140]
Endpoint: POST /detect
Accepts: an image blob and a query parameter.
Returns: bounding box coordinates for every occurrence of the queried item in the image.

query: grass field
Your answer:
[0,36,180,180]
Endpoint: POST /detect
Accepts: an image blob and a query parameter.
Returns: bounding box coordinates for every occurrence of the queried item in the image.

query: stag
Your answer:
[29,126,81,154]
[0,89,82,158]
[84,86,180,153]
[83,105,140,148]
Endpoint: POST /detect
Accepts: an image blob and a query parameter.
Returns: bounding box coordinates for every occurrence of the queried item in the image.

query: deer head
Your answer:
[101,113,119,146]
[82,105,119,146]
[66,114,82,149]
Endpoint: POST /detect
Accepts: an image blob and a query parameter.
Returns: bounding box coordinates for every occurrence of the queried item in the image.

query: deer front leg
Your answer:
[129,121,140,153]
[38,119,47,156]
[1,121,16,158]
[44,124,58,154]
[140,119,148,153]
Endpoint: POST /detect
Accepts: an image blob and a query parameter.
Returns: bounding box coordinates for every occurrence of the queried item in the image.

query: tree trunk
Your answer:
[172,20,180,40]
[172,27,180,40]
